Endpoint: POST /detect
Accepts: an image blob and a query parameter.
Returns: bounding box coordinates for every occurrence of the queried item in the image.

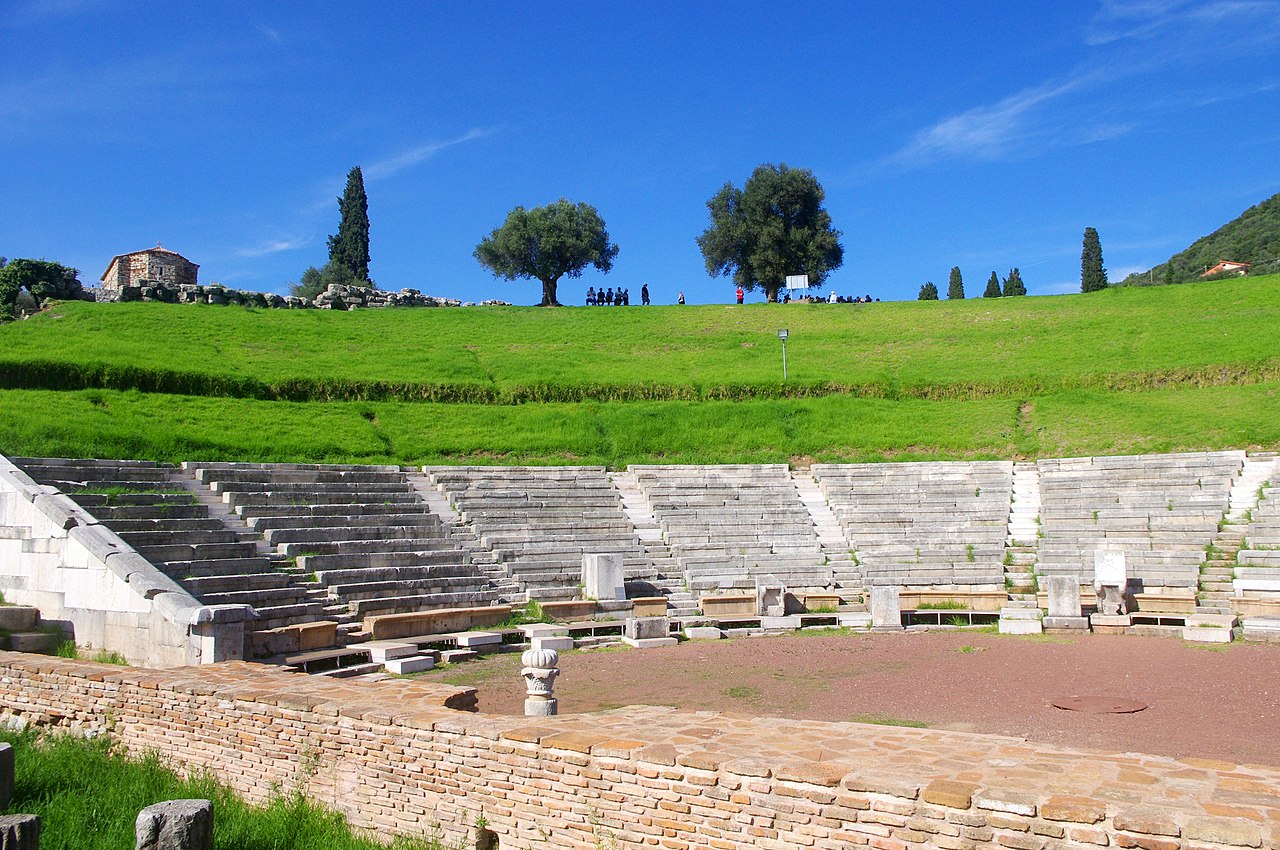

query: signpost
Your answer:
[778,328,789,382]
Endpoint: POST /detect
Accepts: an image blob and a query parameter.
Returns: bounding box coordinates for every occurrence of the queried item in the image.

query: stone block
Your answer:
[297,621,338,652]
[837,612,873,629]
[760,615,802,630]
[629,597,668,618]
[999,618,1044,635]
[624,617,670,641]
[455,631,501,648]
[518,624,569,639]
[1045,575,1082,618]
[621,636,678,649]
[1043,616,1090,631]
[1090,614,1131,634]
[4,632,59,653]
[0,743,12,809]
[582,553,625,601]
[384,655,435,674]
[363,641,418,663]
[0,607,38,633]
[0,814,40,850]
[1182,624,1233,643]
[870,586,903,630]
[531,636,574,652]
[135,799,213,850]
[683,626,723,640]
[1242,616,1280,643]
[439,649,478,663]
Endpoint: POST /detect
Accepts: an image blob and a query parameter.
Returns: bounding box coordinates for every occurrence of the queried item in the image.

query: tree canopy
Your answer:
[0,258,81,321]
[327,166,371,284]
[1003,268,1027,297]
[696,163,843,302]
[474,198,618,307]
[1080,227,1108,293]
[289,260,359,301]
[983,271,1002,298]
[947,266,965,300]
[918,281,939,301]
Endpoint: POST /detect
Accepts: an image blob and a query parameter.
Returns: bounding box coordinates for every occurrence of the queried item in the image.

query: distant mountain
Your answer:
[1120,191,1280,286]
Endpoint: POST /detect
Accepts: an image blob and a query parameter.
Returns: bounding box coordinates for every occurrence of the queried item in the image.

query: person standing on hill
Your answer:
[677,291,685,305]
[641,282,650,305]
[735,285,744,304]
[622,287,630,306]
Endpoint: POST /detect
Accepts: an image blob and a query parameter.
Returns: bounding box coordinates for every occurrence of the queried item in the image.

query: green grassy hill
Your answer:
[1121,191,1280,285]
[2,275,1279,466]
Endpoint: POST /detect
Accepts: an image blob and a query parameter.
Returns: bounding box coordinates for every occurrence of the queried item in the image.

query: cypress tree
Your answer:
[327,166,371,283]
[983,270,1002,298]
[918,281,939,300]
[947,266,965,299]
[1003,267,1027,296]
[1080,226,1108,292]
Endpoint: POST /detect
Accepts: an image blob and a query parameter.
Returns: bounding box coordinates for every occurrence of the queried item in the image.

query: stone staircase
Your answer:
[405,470,516,601]
[611,470,698,617]
[791,470,863,604]
[1003,462,1041,608]
[1197,454,1277,614]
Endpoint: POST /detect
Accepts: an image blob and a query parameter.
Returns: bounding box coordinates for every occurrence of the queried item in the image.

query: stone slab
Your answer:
[384,655,436,674]
[583,553,625,602]
[519,624,570,639]
[837,612,873,629]
[683,626,723,640]
[363,641,419,663]
[1182,625,1234,643]
[531,636,574,652]
[0,607,38,633]
[621,636,679,649]
[870,586,903,631]
[999,618,1044,635]
[760,615,802,630]
[1043,616,1090,630]
[455,631,502,648]
[624,617,670,641]
[1045,575,1082,618]
[439,649,478,663]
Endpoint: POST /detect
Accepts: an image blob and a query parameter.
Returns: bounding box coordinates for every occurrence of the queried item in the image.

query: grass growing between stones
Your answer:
[0,731,454,850]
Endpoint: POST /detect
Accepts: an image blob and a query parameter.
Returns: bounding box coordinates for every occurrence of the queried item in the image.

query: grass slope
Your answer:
[1121,192,1280,284]
[2,275,1278,465]
[2,275,1279,399]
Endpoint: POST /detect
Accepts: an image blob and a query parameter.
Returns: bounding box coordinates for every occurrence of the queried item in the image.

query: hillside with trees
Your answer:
[1121,191,1280,285]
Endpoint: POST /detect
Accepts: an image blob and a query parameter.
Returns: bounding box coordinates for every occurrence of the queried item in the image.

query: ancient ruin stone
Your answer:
[135,799,213,850]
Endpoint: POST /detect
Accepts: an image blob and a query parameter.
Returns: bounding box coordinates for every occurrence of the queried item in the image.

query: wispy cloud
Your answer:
[2,0,109,26]
[254,22,281,43]
[362,128,496,181]
[236,238,309,258]
[1087,0,1280,45]
[891,77,1092,167]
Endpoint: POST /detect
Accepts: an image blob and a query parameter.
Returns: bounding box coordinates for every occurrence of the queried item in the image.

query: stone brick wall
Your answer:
[0,652,1274,850]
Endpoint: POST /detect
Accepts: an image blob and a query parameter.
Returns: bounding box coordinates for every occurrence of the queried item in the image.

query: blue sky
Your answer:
[3,1,1278,305]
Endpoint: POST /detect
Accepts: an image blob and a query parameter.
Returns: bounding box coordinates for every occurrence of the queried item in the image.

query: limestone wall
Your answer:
[0,456,249,667]
[0,651,1273,850]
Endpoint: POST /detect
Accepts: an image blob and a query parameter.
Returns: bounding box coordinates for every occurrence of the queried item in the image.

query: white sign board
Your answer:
[784,274,809,292]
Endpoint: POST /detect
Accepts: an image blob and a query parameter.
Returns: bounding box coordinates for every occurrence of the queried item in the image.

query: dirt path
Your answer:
[418,631,1280,766]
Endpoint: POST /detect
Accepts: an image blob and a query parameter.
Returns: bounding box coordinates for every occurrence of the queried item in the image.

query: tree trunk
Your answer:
[765,284,779,303]
[539,278,561,307]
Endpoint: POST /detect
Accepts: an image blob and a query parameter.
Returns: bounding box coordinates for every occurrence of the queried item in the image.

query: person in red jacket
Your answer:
[735,286,744,304]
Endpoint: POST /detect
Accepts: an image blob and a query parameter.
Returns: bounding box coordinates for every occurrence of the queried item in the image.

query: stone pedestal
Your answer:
[1094,547,1128,616]
[521,648,559,717]
[1043,575,1090,630]
[0,815,40,850]
[135,799,213,850]
[0,743,12,810]
[756,578,786,617]
[582,553,625,602]
[1043,616,1090,630]
[623,616,677,649]
[870,587,903,631]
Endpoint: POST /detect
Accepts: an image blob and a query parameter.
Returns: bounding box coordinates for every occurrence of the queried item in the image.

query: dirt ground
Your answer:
[419,630,1280,767]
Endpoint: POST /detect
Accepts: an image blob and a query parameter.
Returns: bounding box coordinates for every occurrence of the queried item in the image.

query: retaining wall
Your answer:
[0,651,1275,850]
[0,456,250,666]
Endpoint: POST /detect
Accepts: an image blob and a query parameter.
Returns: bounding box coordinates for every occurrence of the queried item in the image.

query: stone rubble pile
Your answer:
[86,280,508,310]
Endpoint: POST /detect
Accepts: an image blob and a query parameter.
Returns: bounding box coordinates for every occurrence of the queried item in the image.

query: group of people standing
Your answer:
[587,283,650,306]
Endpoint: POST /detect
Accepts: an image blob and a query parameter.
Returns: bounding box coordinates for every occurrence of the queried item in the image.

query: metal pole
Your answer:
[782,339,788,382]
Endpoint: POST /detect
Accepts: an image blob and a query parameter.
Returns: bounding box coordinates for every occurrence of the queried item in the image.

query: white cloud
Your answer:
[362,127,496,181]
[236,238,310,258]
[1087,0,1280,45]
